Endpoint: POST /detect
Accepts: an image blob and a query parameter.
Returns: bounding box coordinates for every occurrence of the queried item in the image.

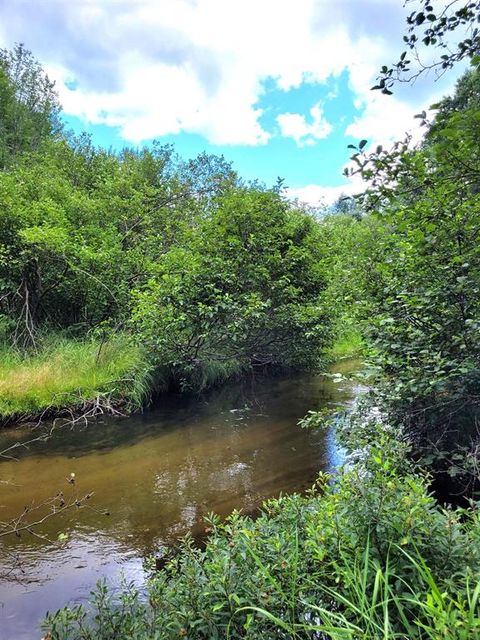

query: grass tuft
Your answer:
[183,359,246,392]
[0,335,150,422]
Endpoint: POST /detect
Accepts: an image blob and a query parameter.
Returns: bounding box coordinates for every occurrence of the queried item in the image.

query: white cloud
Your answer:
[345,93,424,148]
[0,0,463,147]
[277,102,332,146]
[344,81,458,152]
[287,180,362,207]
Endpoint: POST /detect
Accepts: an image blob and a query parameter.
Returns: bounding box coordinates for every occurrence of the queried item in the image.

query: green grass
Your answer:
[0,336,150,422]
[248,544,480,639]
[328,326,365,361]
[182,358,246,391]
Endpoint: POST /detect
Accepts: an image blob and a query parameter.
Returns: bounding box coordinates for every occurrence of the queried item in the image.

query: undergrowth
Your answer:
[328,325,365,362]
[171,358,247,393]
[0,335,150,423]
[43,427,480,639]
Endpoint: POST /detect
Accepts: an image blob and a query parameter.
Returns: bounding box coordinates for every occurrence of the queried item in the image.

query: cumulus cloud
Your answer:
[345,93,423,147]
[277,102,332,146]
[0,0,462,147]
[286,180,362,208]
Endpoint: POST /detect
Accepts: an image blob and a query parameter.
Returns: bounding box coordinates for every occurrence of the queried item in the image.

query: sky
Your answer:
[0,0,464,205]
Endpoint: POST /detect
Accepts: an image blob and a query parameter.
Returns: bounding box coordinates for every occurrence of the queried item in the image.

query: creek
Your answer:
[0,360,363,639]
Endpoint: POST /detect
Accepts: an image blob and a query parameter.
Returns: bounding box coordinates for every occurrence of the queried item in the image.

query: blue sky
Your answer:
[61,70,359,188]
[0,0,463,204]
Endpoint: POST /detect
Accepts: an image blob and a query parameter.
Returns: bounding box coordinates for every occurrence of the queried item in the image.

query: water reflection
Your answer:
[0,362,363,639]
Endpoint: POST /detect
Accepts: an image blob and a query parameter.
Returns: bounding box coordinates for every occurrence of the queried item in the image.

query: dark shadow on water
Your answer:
[0,367,359,461]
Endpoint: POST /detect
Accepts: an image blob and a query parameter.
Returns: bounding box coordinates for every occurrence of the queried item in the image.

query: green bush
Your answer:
[43,430,480,639]
[130,186,332,390]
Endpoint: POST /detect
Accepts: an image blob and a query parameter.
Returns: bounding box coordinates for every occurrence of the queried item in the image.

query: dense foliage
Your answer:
[43,429,480,639]
[0,140,330,394]
[131,187,330,388]
[327,63,479,494]
[0,47,333,418]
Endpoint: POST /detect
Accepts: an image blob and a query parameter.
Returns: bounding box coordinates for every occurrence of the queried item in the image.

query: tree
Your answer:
[131,185,331,388]
[0,43,61,168]
[330,194,362,219]
[426,62,480,141]
[344,65,480,493]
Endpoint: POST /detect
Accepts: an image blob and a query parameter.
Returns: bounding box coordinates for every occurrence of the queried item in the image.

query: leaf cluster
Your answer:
[374,1,480,94]
[42,430,480,639]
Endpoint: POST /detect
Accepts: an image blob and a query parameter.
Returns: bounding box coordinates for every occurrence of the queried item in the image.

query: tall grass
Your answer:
[328,325,365,361]
[182,358,246,392]
[0,335,150,422]
[247,543,480,639]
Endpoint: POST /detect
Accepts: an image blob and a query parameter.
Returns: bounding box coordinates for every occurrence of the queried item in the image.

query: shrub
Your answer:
[43,431,480,639]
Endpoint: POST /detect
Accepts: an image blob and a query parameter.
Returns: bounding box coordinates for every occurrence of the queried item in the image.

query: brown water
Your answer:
[0,361,363,639]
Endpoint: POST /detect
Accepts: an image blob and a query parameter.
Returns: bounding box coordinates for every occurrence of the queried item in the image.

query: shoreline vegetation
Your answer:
[0,328,364,428]
[0,45,363,432]
[42,426,480,640]
[0,336,149,427]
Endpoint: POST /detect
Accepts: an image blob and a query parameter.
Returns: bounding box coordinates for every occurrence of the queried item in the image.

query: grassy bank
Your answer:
[327,325,365,361]
[0,336,150,425]
[0,331,362,428]
[43,426,480,639]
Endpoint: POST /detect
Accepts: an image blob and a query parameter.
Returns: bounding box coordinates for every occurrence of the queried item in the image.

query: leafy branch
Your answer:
[374,0,480,94]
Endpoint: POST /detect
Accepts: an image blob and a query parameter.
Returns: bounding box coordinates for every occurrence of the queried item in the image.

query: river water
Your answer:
[0,361,362,639]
